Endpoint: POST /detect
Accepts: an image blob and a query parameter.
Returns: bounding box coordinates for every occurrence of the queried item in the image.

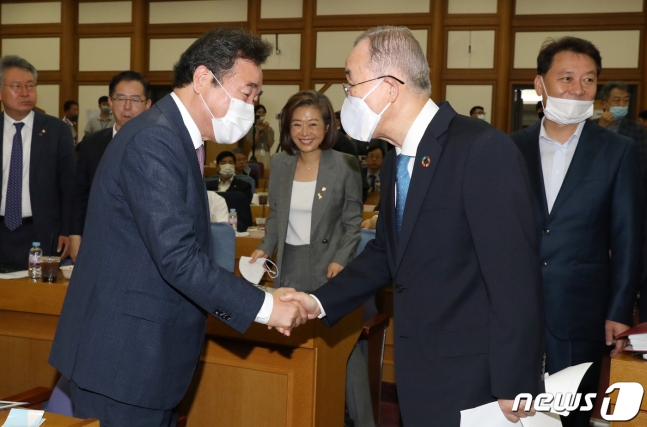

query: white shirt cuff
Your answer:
[254,292,274,324]
[309,295,326,319]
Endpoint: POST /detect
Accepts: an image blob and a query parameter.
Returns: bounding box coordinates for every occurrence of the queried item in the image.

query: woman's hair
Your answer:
[279,90,336,155]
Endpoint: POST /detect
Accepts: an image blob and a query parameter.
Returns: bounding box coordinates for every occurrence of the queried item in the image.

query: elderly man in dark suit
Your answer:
[49,28,308,427]
[511,37,644,427]
[0,55,75,267]
[282,26,544,427]
[69,71,151,261]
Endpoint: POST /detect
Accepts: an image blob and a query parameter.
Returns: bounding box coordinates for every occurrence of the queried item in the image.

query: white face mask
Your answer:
[200,71,255,144]
[239,256,278,285]
[477,114,485,120]
[219,164,235,178]
[340,79,391,142]
[540,77,593,125]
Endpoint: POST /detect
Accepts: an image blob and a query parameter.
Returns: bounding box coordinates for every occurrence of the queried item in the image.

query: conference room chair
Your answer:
[209,222,236,273]
[235,174,256,194]
[356,228,390,426]
[217,191,252,232]
[247,162,263,183]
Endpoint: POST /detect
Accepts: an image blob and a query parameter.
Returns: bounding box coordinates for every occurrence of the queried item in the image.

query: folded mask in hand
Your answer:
[239,256,278,285]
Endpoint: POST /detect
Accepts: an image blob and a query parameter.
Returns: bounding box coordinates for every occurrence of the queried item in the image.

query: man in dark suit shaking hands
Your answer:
[49,28,308,426]
[0,55,75,266]
[282,26,544,426]
[69,71,152,261]
[510,37,644,427]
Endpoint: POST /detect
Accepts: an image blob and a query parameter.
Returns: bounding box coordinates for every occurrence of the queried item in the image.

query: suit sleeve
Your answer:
[120,126,265,333]
[57,120,76,237]
[70,138,91,235]
[607,140,645,325]
[331,154,363,266]
[257,161,280,256]
[313,154,394,326]
[463,129,544,398]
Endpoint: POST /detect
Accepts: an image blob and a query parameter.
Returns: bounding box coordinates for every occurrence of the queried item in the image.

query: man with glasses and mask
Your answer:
[280,26,544,427]
[0,55,75,268]
[69,71,152,261]
[510,37,644,427]
[49,28,309,426]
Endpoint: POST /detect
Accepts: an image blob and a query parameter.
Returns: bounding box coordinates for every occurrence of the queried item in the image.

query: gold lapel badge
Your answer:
[317,193,323,199]
[38,129,46,136]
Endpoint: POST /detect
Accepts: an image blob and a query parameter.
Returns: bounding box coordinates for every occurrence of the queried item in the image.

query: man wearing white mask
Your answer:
[206,150,253,202]
[49,28,309,426]
[281,26,544,427]
[510,37,645,427]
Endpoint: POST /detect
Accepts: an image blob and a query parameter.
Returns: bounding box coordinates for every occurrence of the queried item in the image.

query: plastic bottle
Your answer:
[374,176,381,193]
[228,209,238,232]
[28,242,42,280]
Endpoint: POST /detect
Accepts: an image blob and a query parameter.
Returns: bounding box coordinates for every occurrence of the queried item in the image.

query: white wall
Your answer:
[79,2,132,24]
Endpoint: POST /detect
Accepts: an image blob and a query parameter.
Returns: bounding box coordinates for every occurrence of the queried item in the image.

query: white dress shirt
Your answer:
[539,118,585,213]
[217,177,232,192]
[1,110,35,217]
[169,92,274,323]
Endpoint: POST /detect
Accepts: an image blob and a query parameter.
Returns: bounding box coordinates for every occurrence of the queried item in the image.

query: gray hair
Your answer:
[598,81,630,102]
[0,55,38,83]
[355,26,430,97]
[231,147,246,156]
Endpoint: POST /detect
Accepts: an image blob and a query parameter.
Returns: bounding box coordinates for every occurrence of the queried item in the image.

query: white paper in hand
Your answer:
[239,256,278,285]
[460,401,520,427]
[544,362,592,416]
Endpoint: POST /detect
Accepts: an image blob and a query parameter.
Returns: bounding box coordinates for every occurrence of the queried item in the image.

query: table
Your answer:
[0,409,99,426]
[609,352,647,426]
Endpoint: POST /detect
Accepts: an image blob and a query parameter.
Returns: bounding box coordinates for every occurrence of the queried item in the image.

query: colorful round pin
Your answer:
[421,156,431,167]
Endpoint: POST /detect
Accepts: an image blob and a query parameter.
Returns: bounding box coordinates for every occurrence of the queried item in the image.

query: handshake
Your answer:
[266,287,323,336]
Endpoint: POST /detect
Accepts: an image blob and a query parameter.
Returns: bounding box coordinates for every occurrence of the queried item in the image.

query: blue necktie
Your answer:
[5,122,24,231]
[395,154,411,234]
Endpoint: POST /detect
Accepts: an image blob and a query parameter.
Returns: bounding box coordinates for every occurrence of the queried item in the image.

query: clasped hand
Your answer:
[266,288,322,336]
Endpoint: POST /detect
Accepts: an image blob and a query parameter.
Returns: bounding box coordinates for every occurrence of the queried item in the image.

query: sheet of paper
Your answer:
[0,270,28,279]
[544,363,592,415]
[460,401,520,427]
[1,408,45,427]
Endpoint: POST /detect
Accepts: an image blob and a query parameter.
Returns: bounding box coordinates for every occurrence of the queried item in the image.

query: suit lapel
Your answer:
[519,123,549,219]
[394,104,451,272]
[29,112,47,198]
[0,115,3,200]
[550,121,600,215]
[311,149,336,236]
[380,149,398,269]
[278,154,297,241]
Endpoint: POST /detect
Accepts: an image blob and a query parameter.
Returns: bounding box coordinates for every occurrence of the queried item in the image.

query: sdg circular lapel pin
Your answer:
[421,156,431,168]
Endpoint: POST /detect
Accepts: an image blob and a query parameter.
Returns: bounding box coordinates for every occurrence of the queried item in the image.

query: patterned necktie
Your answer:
[368,174,376,192]
[395,154,411,234]
[196,144,205,177]
[5,122,25,231]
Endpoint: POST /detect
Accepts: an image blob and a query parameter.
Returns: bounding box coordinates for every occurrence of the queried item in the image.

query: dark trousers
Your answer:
[545,329,606,427]
[70,380,177,427]
[0,221,36,268]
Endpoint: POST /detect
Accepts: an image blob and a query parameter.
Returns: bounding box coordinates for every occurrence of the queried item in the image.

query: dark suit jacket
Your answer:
[70,127,113,235]
[0,111,75,252]
[49,94,265,410]
[312,103,544,426]
[511,120,644,340]
[205,175,252,202]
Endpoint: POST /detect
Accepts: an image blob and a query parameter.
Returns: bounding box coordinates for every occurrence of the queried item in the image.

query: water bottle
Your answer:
[374,176,381,193]
[28,242,42,280]
[228,209,238,231]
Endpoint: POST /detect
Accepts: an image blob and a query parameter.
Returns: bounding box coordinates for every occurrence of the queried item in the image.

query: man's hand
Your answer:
[69,235,81,262]
[598,111,615,127]
[58,236,70,259]
[498,398,535,422]
[280,291,322,320]
[266,288,307,336]
[326,262,344,279]
[605,319,630,357]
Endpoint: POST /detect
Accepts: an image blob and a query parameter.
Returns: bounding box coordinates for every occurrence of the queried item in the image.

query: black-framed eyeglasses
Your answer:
[342,75,404,98]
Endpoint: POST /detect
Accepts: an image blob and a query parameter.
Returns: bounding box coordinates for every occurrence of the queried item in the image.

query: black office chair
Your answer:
[216,191,252,232]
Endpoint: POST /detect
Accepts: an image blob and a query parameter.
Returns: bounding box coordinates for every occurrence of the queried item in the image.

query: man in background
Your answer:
[511,38,644,427]
[469,105,485,119]
[69,71,152,261]
[62,100,79,144]
[637,109,647,132]
[83,95,114,135]
[361,143,384,201]
[232,146,260,185]
[206,150,253,202]
[0,55,75,267]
